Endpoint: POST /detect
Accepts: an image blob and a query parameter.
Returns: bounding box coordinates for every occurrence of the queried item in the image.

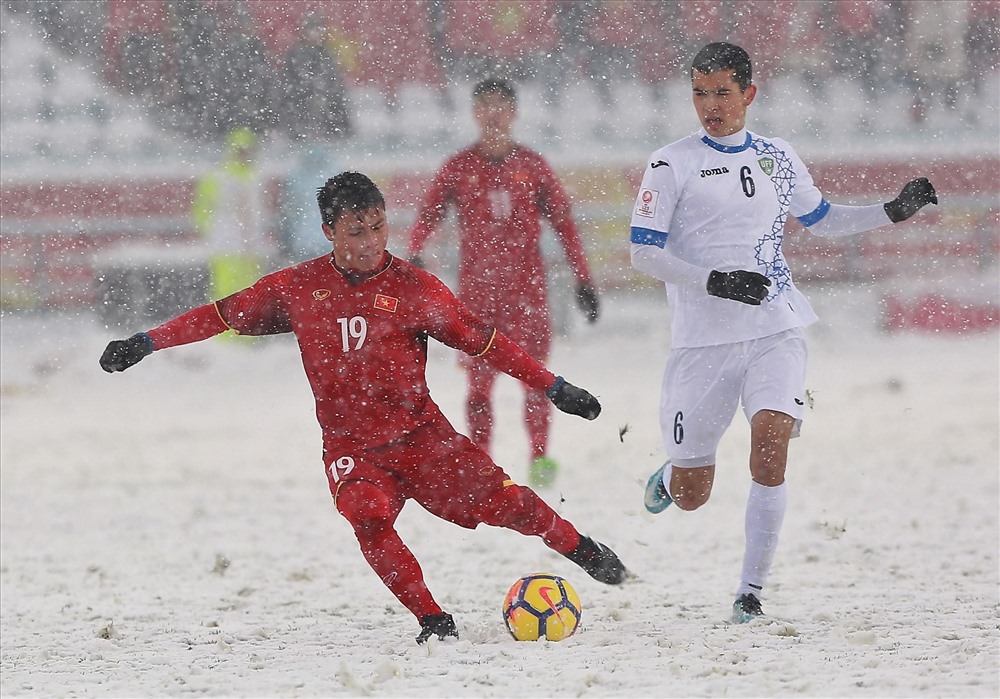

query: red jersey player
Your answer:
[100,171,627,644]
[407,78,599,488]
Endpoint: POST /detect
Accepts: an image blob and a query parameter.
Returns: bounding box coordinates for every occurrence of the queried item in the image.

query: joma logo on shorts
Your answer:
[700,167,730,178]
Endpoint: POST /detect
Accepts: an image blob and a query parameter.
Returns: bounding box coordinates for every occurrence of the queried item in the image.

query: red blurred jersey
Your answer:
[147,253,556,455]
[408,145,592,340]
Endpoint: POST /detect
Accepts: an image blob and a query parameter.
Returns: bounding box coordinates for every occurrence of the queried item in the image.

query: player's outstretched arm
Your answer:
[706,269,772,306]
[547,376,601,420]
[884,178,938,223]
[100,333,154,372]
[100,303,231,373]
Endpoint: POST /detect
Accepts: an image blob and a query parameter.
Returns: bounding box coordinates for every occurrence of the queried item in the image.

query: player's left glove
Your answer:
[100,332,154,372]
[884,178,938,223]
[575,283,600,323]
[706,269,771,305]
[547,376,601,420]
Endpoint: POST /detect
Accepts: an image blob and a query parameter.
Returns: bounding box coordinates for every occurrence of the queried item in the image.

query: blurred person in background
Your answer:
[585,0,642,112]
[904,0,971,123]
[166,0,221,138]
[964,0,1000,107]
[280,14,352,143]
[406,79,600,489]
[632,43,937,624]
[278,144,339,263]
[192,126,276,302]
[100,171,627,644]
[210,5,277,136]
[830,0,885,116]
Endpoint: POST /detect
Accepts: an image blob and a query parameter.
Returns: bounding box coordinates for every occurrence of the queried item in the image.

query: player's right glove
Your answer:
[706,269,772,306]
[883,177,938,223]
[546,376,601,420]
[100,332,154,373]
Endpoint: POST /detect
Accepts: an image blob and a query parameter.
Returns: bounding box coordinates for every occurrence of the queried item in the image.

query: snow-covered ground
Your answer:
[2,282,997,698]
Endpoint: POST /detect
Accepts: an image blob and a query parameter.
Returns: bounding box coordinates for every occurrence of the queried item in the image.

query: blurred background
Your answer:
[1,0,997,333]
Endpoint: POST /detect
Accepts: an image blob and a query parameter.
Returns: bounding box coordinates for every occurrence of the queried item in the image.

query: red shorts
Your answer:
[323,418,515,529]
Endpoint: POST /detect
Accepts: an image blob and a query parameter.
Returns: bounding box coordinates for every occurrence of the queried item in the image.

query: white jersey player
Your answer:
[631,42,938,623]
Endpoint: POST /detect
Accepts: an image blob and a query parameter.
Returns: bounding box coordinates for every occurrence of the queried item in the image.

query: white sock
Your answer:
[737,481,787,597]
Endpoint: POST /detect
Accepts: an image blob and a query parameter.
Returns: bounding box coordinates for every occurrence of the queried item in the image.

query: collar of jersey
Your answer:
[330,252,392,286]
[701,130,752,153]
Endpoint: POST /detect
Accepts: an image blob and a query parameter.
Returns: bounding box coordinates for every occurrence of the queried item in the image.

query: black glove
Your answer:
[546,376,601,420]
[575,283,600,323]
[884,178,938,223]
[407,255,425,269]
[706,270,771,305]
[100,332,154,373]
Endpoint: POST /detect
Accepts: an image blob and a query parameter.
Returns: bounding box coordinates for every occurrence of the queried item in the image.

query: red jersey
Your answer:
[145,253,556,454]
[408,144,593,328]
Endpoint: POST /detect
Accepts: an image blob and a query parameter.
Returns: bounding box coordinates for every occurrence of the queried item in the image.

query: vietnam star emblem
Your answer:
[374,294,399,313]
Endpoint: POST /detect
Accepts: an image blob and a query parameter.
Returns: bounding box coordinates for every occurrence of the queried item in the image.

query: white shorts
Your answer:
[660,328,808,468]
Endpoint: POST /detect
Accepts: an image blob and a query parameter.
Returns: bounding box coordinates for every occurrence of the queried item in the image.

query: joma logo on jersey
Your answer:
[758,157,775,176]
[699,167,729,178]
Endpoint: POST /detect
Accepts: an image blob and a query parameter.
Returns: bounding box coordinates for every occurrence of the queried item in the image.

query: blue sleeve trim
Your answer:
[796,198,831,227]
[630,226,668,248]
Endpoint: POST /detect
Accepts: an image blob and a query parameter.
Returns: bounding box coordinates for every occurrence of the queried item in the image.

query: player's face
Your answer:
[473,93,516,139]
[692,69,756,137]
[323,206,389,273]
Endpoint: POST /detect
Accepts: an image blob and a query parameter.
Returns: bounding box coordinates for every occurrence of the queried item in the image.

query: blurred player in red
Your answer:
[100,171,627,644]
[407,78,599,488]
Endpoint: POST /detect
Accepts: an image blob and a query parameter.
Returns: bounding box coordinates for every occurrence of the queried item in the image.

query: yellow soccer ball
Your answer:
[502,573,582,641]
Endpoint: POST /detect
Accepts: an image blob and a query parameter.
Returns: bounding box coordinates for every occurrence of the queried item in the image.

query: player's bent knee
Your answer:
[672,491,710,511]
[336,481,394,537]
[670,477,713,511]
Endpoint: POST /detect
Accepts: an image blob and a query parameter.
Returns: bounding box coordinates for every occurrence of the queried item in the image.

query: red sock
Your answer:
[466,393,492,453]
[356,528,441,620]
[525,389,552,459]
[466,363,497,453]
[337,481,441,620]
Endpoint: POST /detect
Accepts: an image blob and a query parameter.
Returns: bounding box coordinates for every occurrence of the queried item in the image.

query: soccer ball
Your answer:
[502,573,582,641]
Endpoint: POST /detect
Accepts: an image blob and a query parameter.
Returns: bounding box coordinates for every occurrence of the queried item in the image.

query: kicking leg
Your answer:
[473,483,627,585]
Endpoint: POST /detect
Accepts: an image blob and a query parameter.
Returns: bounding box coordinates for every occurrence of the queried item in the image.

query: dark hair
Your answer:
[691,42,753,91]
[473,78,517,105]
[316,171,385,226]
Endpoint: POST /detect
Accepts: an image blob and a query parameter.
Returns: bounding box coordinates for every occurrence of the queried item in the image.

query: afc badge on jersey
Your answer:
[635,188,659,219]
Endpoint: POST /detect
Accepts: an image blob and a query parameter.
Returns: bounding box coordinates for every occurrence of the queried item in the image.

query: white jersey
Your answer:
[630,128,830,348]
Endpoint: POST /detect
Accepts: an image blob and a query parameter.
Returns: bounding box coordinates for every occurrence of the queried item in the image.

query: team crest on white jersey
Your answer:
[635,188,658,218]
[758,157,775,176]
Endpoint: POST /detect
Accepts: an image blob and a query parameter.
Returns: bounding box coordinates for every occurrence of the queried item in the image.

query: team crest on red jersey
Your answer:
[374,294,399,313]
[313,289,331,300]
